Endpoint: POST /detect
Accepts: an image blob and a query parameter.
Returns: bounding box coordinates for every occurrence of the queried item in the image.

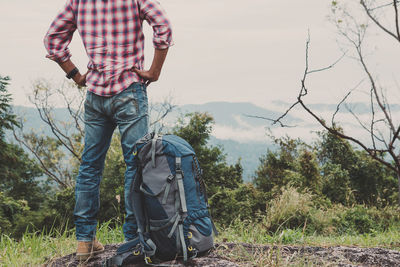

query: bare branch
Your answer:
[366,1,399,11]
[57,83,85,138]
[360,0,400,42]
[12,126,70,189]
[390,126,400,150]
[346,105,385,144]
[331,80,364,126]
[31,81,82,161]
[356,44,397,137]
[244,114,296,128]
[307,52,347,75]
[298,96,395,172]
[395,0,400,38]
[270,35,398,173]
[150,102,176,127]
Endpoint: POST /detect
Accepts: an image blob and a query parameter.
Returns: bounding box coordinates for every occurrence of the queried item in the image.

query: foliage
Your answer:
[259,186,400,236]
[254,130,398,207]
[0,76,46,237]
[321,163,354,206]
[317,130,397,206]
[262,185,314,234]
[334,205,400,235]
[0,76,18,138]
[253,137,323,197]
[0,142,44,210]
[209,183,267,226]
[0,192,29,235]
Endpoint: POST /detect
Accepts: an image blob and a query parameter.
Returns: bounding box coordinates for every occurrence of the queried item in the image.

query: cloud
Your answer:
[212,124,268,143]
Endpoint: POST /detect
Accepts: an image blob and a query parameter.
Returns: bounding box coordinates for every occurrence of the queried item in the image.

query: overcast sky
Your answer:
[1,0,399,112]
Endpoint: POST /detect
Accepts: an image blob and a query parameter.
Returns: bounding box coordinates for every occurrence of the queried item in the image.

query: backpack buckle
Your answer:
[167,174,174,183]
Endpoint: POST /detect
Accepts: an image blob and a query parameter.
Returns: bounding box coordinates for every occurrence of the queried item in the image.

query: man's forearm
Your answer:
[59,59,86,86]
[149,48,169,79]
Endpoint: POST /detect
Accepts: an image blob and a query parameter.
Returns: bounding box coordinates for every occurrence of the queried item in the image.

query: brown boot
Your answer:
[76,239,105,261]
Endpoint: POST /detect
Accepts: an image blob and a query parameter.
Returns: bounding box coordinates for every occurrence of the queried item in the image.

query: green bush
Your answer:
[262,185,314,233]
[260,186,400,236]
[334,205,400,234]
[209,183,266,226]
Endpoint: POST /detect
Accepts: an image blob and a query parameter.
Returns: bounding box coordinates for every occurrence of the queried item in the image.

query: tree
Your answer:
[260,0,400,204]
[0,76,47,237]
[253,136,322,196]
[253,130,397,206]
[316,130,397,206]
[0,76,17,139]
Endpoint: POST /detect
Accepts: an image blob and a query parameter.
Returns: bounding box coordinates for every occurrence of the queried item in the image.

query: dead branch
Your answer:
[267,33,398,174]
[244,114,296,128]
[331,79,364,126]
[360,0,400,42]
[12,125,71,189]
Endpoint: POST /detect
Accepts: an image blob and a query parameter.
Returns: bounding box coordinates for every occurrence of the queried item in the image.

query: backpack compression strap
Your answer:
[175,157,187,213]
[175,157,190,261]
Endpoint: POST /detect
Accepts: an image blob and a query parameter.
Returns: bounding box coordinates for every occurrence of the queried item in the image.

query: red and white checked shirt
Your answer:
[44,0,173,96]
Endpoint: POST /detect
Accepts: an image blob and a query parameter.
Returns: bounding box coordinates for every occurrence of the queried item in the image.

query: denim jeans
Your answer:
[74,82,148,241]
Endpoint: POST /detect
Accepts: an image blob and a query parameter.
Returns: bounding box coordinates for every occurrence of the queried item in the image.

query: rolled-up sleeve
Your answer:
[43,1,77,63]
[138,0,174,49]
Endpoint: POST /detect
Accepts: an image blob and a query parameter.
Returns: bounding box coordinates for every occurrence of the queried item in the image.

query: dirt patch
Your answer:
[47,243,400,266]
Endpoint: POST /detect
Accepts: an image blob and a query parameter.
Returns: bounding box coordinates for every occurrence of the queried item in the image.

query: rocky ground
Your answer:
[47,243,400,266]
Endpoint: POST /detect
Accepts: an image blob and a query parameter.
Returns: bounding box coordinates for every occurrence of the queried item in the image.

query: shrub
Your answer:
[262,185,314,233]
[334,205,400,234]
[209,183,266,226]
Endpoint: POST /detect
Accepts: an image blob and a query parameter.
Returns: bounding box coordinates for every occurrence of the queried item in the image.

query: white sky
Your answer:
[0,0,399,111]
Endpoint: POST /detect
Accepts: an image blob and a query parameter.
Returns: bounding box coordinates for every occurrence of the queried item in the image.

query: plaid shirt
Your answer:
[44,0,173,96]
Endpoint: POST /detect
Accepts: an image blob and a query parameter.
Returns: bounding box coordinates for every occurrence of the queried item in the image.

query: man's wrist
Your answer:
[66,67,79,79]
[73,73,82,83]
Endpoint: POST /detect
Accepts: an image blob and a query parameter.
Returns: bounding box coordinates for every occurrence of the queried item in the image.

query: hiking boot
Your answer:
[76,239,105,261]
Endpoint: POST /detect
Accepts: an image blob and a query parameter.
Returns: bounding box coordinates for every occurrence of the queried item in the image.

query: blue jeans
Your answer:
[74,82,148,241]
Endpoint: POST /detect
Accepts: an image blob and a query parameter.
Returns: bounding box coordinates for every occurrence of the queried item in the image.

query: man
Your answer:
[44,0,173,260]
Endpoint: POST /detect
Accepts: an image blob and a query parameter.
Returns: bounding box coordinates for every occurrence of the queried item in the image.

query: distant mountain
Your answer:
[12,100,386,181]
[175,101,300,128]
[208,136,268,181]
[273,100,400,114]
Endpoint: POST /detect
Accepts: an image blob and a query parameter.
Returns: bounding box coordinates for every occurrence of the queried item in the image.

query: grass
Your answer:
[1,220,400,266]
[0,227,75,266]
[217,220,400,250]
[215,221,400,266]
[0,221,124,267]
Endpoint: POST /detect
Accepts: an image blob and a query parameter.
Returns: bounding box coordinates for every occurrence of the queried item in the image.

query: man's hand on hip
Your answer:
[132,68,159,86]
[133,48,169,86]
[74,72,88,87]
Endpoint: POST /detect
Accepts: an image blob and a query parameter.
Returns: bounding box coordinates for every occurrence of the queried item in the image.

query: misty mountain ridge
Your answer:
[11,101,380,180]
